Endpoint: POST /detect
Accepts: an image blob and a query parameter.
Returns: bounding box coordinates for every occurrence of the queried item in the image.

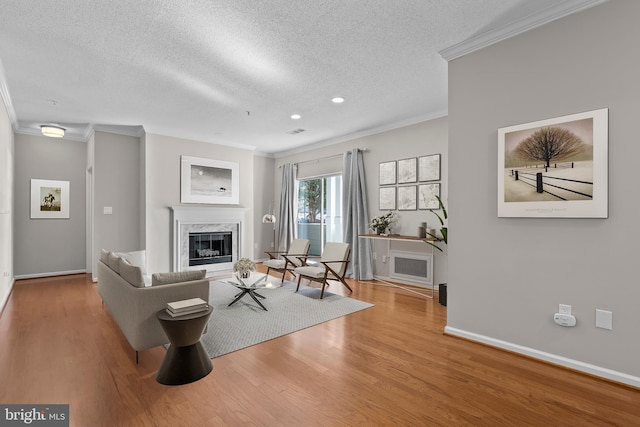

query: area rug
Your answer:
[200,279,374,358]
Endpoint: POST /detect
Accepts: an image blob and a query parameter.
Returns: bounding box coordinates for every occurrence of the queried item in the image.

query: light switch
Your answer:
[103,206,113,215]
[595,309,612,330]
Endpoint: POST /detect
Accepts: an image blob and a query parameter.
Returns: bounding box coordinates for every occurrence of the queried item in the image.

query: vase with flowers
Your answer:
[370,211,397,235]
[234,257,255,278]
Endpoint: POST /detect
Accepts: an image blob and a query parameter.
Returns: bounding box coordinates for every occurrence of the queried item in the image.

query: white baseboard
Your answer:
[14,269,87,280]
[445,326,640,388]
[0,277,15,316]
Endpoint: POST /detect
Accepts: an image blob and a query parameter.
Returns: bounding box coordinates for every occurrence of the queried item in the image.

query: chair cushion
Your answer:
[295,266,326,279]
[100,248,110,264]
[263,259,286,269]
[119,258,145,288]
[151,270,207,286]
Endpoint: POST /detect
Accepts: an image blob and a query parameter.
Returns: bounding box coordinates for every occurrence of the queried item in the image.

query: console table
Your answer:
[358,234,439,298]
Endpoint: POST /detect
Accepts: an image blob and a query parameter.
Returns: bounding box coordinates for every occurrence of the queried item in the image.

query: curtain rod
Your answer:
[278,148,367,168]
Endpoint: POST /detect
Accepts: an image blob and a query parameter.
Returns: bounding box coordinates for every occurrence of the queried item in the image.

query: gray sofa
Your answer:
[97,250,209,362]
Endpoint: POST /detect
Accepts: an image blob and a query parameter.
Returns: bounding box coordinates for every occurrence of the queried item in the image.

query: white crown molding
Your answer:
[439,0,609,61]
[93,124,146,138]
[0,57,18,130]
[273,110,448,158]
[445,326,640,388]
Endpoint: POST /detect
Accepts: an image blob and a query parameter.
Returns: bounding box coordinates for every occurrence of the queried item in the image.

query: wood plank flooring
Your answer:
[0,269,638,426]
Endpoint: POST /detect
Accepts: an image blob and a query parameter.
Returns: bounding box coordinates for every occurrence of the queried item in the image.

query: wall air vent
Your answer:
[288,128,306,135]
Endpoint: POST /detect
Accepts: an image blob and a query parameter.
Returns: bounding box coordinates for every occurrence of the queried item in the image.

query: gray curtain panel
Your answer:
[277,163,297,252]
[342,149,374,280]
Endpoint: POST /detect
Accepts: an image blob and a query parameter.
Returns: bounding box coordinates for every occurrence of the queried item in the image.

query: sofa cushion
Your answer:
[151,270,207,286]
[115,250,148,276]
[107,252,121,274]
[119,258,145,288]
[100,248,110,264]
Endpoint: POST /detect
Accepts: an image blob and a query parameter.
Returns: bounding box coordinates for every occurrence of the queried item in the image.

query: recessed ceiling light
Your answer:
[40,125,65,138]
[291,114,301,120]
[332,97,345,104]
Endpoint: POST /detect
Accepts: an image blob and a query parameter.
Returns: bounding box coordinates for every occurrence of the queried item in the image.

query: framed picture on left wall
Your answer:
[181,155,240,204]
[30,179,70,219]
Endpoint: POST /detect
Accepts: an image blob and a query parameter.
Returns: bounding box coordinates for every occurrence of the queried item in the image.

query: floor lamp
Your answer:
[262,214,276,250]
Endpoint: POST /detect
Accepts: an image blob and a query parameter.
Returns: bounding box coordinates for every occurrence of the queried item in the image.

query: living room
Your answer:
[2,1,640,425]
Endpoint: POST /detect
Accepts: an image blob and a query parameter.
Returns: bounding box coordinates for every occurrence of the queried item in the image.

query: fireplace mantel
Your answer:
[170,206,247,277]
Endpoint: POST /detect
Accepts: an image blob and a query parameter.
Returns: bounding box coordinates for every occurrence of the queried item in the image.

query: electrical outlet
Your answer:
[381,255,387,263]
[559,304,572,315]
[270,242,274,248]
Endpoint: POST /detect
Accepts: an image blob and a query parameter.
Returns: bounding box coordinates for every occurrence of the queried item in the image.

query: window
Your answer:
[297,175,342,255]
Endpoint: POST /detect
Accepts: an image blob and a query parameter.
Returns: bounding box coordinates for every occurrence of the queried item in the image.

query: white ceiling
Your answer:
[0,0,604,156]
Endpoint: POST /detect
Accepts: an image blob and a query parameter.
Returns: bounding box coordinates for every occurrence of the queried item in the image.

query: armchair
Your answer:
[294,242,352,299]
[264,238,310,283]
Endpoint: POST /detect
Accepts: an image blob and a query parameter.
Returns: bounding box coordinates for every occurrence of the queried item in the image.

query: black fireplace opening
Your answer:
[189,231,232,266]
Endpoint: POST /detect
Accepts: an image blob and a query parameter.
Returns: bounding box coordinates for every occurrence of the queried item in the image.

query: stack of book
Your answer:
[166,297,209,317]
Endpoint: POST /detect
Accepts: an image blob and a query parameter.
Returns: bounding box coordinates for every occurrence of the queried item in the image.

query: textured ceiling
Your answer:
[0,0,604,155]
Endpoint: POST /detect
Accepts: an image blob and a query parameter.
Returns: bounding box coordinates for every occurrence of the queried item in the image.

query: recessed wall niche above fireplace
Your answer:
[171,206,247,276]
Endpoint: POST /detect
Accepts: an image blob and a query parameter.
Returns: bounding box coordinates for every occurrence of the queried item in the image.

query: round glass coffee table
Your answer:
[223,272,281,311]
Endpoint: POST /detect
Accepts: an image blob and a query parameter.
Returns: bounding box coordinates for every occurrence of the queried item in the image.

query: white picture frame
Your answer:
[498,108,608,218]
[379,187,396,210]
[30,179,70,219]
[397,185,417,211]
[398,158,417,184]
[379,161,396,185]
[181,155,240,205]
[418,154,441,182]
[418,183,441,210]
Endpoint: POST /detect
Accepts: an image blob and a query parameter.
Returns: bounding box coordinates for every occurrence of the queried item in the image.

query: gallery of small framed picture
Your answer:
[181,155,239,204]
[397,185,417,210]
[379,161,396,185]
[419,183,440,210]
[30,179,70,219]
[379,187,396,210]
[419,154,441,182]
[397,158,417,184]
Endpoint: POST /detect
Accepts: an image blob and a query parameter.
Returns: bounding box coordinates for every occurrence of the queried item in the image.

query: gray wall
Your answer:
[13,133,86,276]
[92,131,142,276]
[144,133,255,274]
[448,0,639,383]
[0,97,13,309]
[275,117,448,286]
[253,154,276,260]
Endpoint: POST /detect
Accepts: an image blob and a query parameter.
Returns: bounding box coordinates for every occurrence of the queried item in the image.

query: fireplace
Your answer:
[189,231,232,266]
[171,206,247,276]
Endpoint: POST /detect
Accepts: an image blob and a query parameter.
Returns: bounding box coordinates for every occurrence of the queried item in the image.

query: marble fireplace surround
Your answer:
[171,206,247,277]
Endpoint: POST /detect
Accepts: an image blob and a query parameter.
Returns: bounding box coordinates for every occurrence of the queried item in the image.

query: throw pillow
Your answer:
[119,258,145,288]
[151,270,207,286]
[107,252,121,274]
[115,250,148,276]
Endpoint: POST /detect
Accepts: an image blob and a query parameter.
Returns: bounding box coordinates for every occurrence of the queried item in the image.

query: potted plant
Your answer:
[234,258,255,278]
[370,211,397,235]
[424,195,447,251]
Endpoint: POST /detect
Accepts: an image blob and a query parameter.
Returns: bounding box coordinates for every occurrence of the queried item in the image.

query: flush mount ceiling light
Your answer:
[290,114,301,120]
[40,125,65,138]
[331,97,345,104]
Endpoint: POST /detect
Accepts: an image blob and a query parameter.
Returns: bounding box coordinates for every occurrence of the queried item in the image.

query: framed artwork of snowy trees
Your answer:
[498,108,608,218]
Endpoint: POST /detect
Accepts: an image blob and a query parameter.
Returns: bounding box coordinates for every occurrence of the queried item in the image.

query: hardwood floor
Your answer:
[1,269,639,426]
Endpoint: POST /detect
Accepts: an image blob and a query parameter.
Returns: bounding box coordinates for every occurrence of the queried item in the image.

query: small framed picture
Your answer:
[419,183,441,210]
[30,179,70,219]
[379,187,396,210]
[397,186,417,210]
[379,161,396,185]
[419,154,441,182]
[398,158,417,184]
